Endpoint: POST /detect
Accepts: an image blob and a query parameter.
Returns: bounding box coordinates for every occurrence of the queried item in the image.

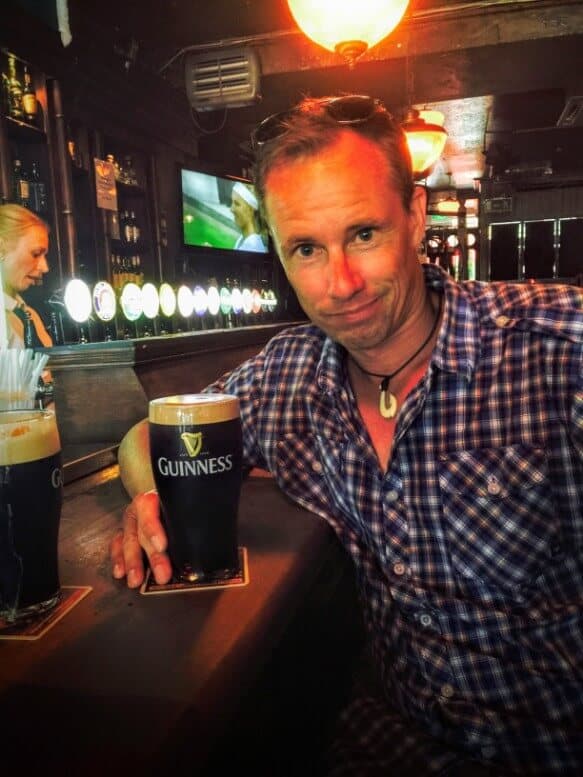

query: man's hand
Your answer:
[110,491,172,588]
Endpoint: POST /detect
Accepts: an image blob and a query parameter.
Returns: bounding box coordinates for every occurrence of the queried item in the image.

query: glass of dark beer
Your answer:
[0,408,63,623]
[149,394,243,583]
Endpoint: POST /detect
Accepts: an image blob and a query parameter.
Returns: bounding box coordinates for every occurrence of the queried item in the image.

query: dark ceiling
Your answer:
[70,0,583,192]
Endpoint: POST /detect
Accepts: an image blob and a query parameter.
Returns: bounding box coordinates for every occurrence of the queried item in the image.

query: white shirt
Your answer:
[3,291,24,348]
[3,291,52,349]
[234,233,267,253]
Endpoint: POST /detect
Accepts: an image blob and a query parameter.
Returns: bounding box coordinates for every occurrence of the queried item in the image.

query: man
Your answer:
[230,180,267,252]
[111,95,583,776]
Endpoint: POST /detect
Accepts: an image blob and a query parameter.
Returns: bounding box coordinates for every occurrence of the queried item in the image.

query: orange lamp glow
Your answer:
[402,108,448,179]
[287,0,409,64]
[434,196,461,215]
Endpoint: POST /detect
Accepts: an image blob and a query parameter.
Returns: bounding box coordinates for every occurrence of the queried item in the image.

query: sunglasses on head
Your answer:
[251,94,392,149]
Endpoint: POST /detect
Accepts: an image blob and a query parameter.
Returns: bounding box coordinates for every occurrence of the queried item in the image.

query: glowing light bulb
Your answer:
[287,0,409,64]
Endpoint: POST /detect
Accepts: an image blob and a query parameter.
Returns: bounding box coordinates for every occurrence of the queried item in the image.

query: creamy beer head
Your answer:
[0,409,61,466]
[149,394,239,426]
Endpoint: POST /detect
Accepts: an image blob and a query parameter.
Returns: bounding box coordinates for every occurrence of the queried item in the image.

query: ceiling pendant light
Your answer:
[432,172,460,215]
[400,44,448,179]
[434,195,460,215]
[403,107,448,180]
[286,0,410,66]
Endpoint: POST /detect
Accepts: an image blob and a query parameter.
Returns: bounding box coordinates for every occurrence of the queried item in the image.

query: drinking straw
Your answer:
[0,348,49,410]
[0,262,49,409]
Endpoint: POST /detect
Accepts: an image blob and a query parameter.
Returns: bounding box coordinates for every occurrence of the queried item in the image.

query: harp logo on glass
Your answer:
[181,431,203,458]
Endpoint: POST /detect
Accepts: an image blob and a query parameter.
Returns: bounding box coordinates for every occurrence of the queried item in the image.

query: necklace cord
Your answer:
[352,293,443,391]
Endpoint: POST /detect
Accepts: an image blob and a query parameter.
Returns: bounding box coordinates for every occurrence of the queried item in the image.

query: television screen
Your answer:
[181,169,269,254]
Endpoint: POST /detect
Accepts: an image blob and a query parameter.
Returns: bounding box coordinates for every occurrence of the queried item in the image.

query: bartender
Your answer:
[0,203,53,348]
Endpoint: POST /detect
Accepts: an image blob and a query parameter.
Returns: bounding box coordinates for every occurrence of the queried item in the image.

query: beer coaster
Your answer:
[0,586,92,641]
[140,546,248,595]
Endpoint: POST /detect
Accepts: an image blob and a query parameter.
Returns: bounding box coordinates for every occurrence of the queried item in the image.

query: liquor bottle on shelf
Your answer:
[12,159,30,208]
[107,210,121,240]
[131,256,141,285]
[116,255,125,289]
[135,255,144,286]
[121,156,138,186]
[130,210,140,243]
[119,255,129,288]
[30,162,47,213]
[111,254,120,291]
[1,68,7,115]
[67,138,76,164]
[6,55,24,120]
[21,66,37,123]
[125,256,134,286]
[121,210,132,243]
[110,253,117,290]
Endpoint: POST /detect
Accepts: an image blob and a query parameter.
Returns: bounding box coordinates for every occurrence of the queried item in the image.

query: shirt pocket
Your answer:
[438,445,559,596]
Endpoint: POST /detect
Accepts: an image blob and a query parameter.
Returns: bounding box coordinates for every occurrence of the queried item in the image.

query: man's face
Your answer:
[231,192,254,230]
[2,226,49,295]
[264,131,426,358]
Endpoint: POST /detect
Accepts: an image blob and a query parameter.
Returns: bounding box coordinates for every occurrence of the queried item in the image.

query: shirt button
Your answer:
[487,476,501,495]
[311,460,323,473]
[386,489,399,503]
[440,683,455,699]
[495,315,511,327]
[393,562,406,576]
[419,613,433,627]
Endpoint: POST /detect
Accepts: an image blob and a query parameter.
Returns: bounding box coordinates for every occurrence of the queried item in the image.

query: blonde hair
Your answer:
[0,203,49,255]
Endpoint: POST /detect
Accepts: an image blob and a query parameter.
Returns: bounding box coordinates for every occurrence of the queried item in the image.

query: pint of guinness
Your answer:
[0,409,63,623]
[149,394,243,582]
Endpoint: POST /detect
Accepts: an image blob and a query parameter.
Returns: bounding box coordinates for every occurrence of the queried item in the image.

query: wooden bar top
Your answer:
[0,467,362,776]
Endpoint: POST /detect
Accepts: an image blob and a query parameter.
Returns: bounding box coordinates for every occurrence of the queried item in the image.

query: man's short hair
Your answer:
[252,95,415,218]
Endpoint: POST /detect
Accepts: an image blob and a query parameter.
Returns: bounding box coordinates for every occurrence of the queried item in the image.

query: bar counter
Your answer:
[0,465,363,776]
[45,322,302,481]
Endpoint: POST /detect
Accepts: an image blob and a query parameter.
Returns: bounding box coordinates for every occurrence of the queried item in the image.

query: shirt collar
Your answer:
[316,263,480,392]
[3,291,24,313]
[425,263,480,380]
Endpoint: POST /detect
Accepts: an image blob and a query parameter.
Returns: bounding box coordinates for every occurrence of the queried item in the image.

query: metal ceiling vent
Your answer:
[185,46,261,111]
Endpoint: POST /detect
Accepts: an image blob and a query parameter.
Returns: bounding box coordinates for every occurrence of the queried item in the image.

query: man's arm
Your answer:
[111,337,273,587]
[117,418,154,497]
[111,419,172,588]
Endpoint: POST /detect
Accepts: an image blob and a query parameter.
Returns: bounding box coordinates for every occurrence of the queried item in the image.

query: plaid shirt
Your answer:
[212,264,583,775]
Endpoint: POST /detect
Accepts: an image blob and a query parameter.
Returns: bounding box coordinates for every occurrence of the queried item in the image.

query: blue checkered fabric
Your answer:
[210,264,583,775]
